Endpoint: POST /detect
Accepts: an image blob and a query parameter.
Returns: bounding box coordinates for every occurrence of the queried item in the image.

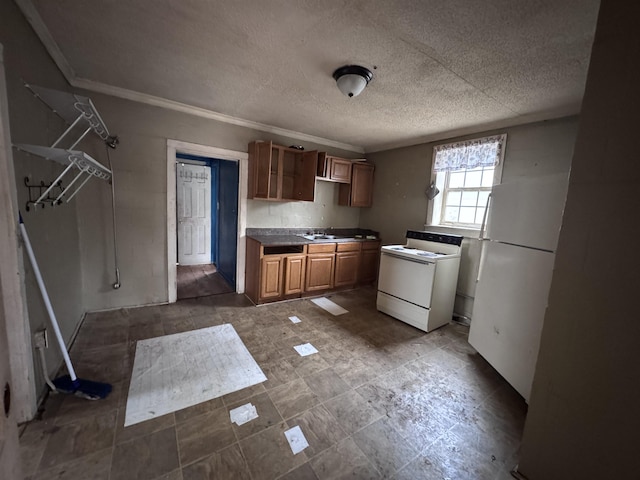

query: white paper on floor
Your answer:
[289,316,302,324]
[311,297,348,316]
[284,425,309,454]
[125,324,267,427]
[229,403,258,426]
[293,343,318,356]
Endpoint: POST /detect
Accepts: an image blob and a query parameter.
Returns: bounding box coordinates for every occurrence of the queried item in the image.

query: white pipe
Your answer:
[36,346,57,392]
[19,214,77,381]
[105,146,121,289]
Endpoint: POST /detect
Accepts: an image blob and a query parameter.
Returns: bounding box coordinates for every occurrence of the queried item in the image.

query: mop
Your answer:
[19,213,112,400]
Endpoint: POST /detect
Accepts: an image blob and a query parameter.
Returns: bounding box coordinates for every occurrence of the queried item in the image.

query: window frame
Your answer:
[426,134,506,231]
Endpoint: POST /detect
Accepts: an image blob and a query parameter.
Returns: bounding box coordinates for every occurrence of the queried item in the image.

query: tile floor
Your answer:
[177,264,234,300]
[20,287,527,480]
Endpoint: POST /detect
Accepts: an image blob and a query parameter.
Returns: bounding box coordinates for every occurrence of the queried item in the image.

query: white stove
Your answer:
[377,231,462,332]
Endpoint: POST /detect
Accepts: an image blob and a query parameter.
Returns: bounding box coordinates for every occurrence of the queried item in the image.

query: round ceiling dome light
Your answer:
[332,65,373,98]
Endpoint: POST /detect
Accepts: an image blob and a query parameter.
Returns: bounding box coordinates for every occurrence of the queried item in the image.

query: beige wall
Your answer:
[361,116,579,317]
[248,181,360,229]
[519,1,639,478]
[76,93,362,311]
[0,0,85,403]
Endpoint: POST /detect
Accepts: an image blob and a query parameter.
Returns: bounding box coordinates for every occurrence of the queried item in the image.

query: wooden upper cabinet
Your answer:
[316,153,352,183]
[339,162,375,207]
[248,141,317,201]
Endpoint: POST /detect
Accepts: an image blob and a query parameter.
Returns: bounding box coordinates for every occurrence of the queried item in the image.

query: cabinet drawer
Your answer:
[336,242,361,252]
[307,243,336,254]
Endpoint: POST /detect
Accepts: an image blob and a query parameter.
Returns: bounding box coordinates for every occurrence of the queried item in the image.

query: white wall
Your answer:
[519,2,640,478]
[360,117,579,318]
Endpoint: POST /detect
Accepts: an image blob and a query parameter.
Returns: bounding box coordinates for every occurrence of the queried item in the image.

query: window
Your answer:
[428,134,506,229]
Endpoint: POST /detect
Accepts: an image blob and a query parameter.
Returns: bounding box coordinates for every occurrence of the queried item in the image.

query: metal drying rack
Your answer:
[14,84,113,208]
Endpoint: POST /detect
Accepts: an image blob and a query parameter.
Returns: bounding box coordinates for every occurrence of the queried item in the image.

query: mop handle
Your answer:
[18,213,77,382]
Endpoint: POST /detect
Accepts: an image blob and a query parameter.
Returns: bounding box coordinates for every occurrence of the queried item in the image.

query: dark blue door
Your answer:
[217,159,239,287]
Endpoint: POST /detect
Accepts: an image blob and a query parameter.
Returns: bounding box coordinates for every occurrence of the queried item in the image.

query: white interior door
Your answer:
[177,163,211,265]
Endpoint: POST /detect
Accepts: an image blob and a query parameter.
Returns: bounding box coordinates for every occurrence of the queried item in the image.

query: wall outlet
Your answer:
[34,328,48,349]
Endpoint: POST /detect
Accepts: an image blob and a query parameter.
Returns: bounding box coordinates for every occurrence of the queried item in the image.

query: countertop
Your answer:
[247,234,380,246]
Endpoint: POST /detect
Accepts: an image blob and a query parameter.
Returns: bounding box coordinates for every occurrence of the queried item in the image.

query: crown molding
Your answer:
[15,0,365,154]
[14,0,77,82]
[71,77,364,153]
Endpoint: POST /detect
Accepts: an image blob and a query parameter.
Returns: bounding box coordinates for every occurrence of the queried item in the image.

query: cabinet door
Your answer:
[305,254,335,291]
[335,251,360,287]
[359,242,381,284]
[329,157,352,183]
[260,255,283,300]
[284,254,306,295]
[249,141,273,199]
[270,146,283,199]
[316,154,352,183]
[292,151,317,201]
[350,163,374,207]
[338,163,374,207]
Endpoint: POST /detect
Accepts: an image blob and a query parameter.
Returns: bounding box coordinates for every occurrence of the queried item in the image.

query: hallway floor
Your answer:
[177,264,234,300]
[20,287,526,480]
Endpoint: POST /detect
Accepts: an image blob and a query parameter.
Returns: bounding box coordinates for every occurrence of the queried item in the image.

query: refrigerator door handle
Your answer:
[476,238,488,283]
[478,192,492,241]
[476,192,492,283]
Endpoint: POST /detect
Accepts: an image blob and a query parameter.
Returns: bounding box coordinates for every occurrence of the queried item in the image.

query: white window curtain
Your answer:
[433,134,506,172]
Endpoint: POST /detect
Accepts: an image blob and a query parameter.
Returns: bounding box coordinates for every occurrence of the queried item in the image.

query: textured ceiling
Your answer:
[24,0,600,152]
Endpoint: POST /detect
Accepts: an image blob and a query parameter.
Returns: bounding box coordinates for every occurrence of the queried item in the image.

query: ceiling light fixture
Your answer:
[332,65,373,98]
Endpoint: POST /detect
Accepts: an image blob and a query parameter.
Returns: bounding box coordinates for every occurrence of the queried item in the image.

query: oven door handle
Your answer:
[381,251,433,265]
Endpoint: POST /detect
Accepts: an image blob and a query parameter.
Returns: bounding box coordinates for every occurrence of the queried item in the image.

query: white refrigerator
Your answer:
[468,173,568,402]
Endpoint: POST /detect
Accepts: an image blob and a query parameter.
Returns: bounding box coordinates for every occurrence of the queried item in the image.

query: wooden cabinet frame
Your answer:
[245,237,380,304]
[317,153,352,183]
[248,141,317,201]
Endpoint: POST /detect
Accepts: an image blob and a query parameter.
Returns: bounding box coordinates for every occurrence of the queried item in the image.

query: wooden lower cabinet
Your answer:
[305,254,335,292]
[359,240,381,284]
[246,237,380,304]
[260,255,283,300]
[335,252,360,287]
[334,242,361,288]
[284,254,306,295]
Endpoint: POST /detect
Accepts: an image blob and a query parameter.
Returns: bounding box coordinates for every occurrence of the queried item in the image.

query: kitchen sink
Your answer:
[299,234,337,240]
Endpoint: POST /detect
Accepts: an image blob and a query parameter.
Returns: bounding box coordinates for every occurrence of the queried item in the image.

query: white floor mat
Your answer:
[125,324,266,426]
[311,297,348,316]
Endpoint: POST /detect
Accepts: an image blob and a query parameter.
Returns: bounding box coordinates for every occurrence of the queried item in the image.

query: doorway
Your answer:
[166,140,248,304]
[176,153,239,300]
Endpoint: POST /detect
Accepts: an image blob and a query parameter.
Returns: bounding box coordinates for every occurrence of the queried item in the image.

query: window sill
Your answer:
[423,224,481,239]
